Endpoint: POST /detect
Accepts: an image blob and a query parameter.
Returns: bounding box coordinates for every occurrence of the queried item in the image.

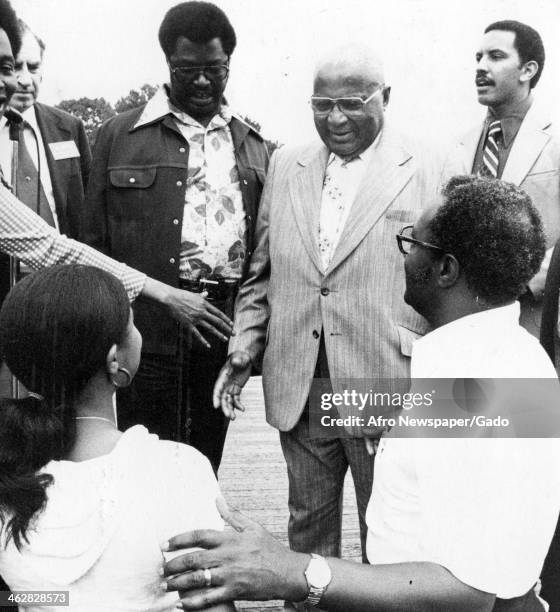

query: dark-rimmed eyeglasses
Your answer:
[396,225,445,256]
[170,64,229,82]
[310,85,384,116]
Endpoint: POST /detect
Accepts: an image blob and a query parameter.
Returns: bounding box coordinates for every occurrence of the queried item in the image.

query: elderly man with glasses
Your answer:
[82,1,269,473]
[212,43,439,597]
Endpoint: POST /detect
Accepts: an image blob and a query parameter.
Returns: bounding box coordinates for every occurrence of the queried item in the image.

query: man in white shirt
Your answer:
[165,176,560,612]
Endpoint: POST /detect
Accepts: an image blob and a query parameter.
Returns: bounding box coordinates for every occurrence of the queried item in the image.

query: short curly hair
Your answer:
[0,0,21,57]
[485,20,545,89]
[430,176,545,304]
[158,1,236,58]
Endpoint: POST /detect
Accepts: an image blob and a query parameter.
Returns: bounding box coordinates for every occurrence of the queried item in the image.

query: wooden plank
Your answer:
[218,377,362,612]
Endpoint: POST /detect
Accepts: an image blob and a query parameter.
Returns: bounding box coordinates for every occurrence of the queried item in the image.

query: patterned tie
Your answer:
[481,120,502,179]
[318,160,347,271]
[16,125,55,226]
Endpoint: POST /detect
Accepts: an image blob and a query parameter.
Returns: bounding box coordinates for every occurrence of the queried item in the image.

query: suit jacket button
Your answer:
[321,287,329,296]
[312,330,320,339]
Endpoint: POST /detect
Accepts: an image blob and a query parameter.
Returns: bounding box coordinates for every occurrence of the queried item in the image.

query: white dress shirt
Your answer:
[366,303,560,599]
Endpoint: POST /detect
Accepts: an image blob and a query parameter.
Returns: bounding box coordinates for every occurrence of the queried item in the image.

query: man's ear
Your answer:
[520,60,538,85]
[437,254,460,289]
[106,344,118,377]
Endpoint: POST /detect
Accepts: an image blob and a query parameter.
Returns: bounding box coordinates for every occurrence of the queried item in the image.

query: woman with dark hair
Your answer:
[0,265,233,611]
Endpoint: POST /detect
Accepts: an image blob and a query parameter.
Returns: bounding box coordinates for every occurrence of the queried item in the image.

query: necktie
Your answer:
[16,125,55,226]
[319,159,349,271]
[481,120,502,179]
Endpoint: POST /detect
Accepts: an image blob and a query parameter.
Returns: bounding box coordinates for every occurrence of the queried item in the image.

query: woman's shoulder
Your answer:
[119,426,217,488]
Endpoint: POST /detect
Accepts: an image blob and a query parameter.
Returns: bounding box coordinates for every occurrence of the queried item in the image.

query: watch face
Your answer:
[305,555,332,588]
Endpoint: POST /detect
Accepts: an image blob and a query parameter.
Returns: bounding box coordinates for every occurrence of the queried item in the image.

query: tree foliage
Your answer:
[55,97,116,146]
[114,84,158,114]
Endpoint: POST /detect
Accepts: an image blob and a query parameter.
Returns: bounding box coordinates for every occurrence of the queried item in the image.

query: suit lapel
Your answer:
[455,125,481,175]
[326,127,414,275]
[501,104,551,185]
[288,144,328,274]
[34,104,72,218]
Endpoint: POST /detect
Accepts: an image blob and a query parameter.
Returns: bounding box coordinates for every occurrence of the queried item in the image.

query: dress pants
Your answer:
[279,335,375,562]
[116,297,230,475]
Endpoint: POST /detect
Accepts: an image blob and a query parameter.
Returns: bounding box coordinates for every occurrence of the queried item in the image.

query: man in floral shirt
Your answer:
[83,1,269,473]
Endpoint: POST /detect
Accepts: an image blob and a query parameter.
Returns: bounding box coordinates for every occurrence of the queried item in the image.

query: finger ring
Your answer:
[203,568,212,588]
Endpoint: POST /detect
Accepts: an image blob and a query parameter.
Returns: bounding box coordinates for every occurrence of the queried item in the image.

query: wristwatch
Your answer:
[304,553,332,607]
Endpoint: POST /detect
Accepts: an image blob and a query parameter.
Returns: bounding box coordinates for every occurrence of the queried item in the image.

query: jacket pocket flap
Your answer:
[396,324,423,357]
[109,167,157,189]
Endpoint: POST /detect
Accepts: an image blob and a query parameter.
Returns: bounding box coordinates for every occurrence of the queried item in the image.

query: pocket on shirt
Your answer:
[109,167,157,189]
[107,167,158,219]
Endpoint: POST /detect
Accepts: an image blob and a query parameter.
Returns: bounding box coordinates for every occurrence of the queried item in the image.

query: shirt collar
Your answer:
[487,96,532,148]
[1,106,23,131]
[133,85,231,130]
[21,105,39,133]
[414,302,521,353]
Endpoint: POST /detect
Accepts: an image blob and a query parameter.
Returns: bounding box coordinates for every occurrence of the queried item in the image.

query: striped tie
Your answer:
[481,120,501,178]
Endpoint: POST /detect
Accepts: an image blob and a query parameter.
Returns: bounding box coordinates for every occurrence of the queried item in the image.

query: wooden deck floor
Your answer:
[218,377,361,612]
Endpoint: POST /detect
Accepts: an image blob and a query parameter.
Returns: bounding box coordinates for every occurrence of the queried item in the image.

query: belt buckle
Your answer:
[200,278,219,292]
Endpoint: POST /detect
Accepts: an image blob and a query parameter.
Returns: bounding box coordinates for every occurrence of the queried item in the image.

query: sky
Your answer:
[14,0,560,151]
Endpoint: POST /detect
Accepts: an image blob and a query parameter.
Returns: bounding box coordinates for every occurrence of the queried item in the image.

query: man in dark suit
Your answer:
[7,19,91,236]
[0,20,91,396]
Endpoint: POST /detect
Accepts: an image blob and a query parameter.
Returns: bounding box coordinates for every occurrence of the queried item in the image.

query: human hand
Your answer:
[141,278,233,348]
[212,352,252,419]
[163,498,309,609]
[165,287,234,347]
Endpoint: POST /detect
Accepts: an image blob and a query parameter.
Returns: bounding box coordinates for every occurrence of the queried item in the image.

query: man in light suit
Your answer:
[442,20,560,337]
[213,44,438,574]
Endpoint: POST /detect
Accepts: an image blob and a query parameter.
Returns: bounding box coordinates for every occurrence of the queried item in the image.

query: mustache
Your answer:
[475,72,495,85]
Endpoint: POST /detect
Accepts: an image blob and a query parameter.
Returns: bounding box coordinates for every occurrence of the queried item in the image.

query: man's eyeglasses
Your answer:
[170,64,229,82]
[310,85,384,116]
[396,225,445,256]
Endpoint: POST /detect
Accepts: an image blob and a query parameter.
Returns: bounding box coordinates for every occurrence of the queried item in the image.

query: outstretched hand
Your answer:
[166,287,234,348]
[212,351,252,419]
[141,278,234,349]
[163,498,309,610]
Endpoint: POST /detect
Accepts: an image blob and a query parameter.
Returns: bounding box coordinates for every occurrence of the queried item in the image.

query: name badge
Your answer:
[49,140,80,160]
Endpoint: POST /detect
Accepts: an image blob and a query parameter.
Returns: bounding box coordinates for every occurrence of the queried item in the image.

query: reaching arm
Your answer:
[163,502,494,612]
[0,183,145,300]
[0,185,233,339]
